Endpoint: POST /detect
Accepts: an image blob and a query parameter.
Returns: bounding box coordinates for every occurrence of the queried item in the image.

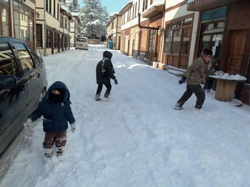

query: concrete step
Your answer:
[165,65,185,77]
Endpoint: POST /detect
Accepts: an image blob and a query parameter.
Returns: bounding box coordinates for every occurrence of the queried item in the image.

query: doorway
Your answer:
[226,30,247,75]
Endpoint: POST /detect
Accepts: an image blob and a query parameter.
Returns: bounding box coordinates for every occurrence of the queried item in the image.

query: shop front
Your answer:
[188,0,250,104]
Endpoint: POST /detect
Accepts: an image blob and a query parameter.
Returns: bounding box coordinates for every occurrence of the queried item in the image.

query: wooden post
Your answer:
[215,79,237,102]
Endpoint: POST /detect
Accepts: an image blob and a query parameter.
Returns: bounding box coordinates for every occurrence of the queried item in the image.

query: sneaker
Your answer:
[104,93,110,98]
[174,103,183,110]
[56,149,63,156]
[95,94,101,101]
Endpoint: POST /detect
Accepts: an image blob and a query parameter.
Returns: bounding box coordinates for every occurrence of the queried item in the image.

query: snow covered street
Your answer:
[1,45,250,187]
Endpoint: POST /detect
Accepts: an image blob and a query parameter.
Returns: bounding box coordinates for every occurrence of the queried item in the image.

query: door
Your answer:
[12,42,41,107]
[0,42,27,135]
[179,28,191,69]
[226,30,247,75]
[148,30,156,61]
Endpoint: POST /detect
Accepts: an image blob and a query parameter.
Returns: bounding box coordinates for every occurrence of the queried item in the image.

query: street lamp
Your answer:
[35,12,40,18]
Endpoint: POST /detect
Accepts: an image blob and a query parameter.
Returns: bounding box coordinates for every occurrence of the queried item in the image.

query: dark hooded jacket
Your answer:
[96,51,116,84]
[28,81,75,133]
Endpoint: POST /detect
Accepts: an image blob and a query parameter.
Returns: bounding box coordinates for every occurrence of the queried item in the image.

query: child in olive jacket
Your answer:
[25,81,75,158]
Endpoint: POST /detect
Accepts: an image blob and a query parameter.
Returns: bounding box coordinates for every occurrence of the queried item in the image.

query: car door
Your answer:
[11,42,42,111]
[0,42,27,135]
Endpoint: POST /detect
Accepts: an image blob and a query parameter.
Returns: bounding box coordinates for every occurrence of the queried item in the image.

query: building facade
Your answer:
[0,0,37,50]
[0,0,80,56]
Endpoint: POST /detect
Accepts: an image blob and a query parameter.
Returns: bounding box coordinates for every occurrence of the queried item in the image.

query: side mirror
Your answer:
[0,75,17,89]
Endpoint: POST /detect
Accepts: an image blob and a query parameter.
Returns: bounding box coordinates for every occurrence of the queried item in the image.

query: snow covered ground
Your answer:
[1,45,250,187]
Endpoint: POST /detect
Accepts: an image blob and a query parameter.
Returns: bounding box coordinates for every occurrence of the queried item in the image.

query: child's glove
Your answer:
[114,78,118,85]
[70,123,76,133]
[178,77,186,84]
[23,118,32,129]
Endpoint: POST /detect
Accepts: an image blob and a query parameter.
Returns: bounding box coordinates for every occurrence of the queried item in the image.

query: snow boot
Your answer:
[44,148,52,158]
[56,148,63,156]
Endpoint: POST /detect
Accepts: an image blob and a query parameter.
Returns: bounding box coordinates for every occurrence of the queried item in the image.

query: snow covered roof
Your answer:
[60,4,73,18]
[143,0,164,13]
[71,12,79,17]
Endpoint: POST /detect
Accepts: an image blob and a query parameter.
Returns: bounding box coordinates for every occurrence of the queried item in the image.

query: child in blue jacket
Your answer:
[25,81,75,158]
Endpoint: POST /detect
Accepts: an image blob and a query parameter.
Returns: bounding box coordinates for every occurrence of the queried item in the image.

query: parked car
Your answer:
[75,36,88,50]
[0,36,47,156]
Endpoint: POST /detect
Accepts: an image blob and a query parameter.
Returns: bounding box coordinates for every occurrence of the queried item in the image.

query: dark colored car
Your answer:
[0,37,47,156]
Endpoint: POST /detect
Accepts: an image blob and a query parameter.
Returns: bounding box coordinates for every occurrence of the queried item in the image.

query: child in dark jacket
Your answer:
[24,81,75,158]
[95,50,118,101]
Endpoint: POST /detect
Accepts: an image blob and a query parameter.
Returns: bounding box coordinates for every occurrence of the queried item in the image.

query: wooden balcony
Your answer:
[142,4,164,19]
[187,0,239,11]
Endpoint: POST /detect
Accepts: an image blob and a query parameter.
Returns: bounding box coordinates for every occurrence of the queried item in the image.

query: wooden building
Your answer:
[187,0,250,104]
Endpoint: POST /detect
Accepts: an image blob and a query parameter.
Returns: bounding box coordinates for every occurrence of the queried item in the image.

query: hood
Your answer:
[103,51,112,59]
[45,81,71,104]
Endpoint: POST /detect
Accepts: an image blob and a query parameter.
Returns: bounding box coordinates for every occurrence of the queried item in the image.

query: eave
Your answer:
[187,0,239,11]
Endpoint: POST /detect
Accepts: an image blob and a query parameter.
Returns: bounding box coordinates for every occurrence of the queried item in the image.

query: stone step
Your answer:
[165,65,185,77]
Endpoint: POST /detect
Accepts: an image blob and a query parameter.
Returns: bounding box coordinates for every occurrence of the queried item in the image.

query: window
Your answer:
[172,30,182,54]
[13,42,35,74]
[60,15,63,28]
[165,17,192,54]
[65,17,67,29]
[0,43,19,78]
[36,24,43,48]
[13,1,34,49]
[0,6,10,36]
[27,46,40,67]
[164,16,193,68]
[54,33,59,48]
[165,31,172,53]
[46,29,52,48]
[142,0,148,11]
[149,30,156,52]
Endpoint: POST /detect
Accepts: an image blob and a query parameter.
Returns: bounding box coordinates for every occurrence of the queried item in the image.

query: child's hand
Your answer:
[23,118,32,129]
[71,123,76,133]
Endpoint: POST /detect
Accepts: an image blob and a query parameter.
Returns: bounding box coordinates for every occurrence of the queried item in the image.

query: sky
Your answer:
[78,0,129,15]
[1,45,250,187]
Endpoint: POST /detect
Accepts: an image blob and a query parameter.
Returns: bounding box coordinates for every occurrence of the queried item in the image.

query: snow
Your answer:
[210,73,247,81]
[1,45,250,187]
[143,0,165,14]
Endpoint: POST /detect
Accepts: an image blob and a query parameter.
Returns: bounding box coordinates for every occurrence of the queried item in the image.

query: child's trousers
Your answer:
[43,131,67,151]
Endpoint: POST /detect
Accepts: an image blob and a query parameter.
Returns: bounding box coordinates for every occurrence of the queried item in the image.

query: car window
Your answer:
[0,42,20,78]
[13,42,35,74]
[26,46,41,67]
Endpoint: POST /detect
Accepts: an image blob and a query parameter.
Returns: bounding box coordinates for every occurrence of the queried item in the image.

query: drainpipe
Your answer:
[137,0,159,60]
[137,1,159,31]
[44,0,47,56]
[159,0,167,63]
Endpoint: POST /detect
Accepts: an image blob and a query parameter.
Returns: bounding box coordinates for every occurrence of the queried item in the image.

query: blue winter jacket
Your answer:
[28,81,75,133]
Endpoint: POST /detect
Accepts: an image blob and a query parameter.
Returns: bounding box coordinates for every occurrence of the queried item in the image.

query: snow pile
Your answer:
[210,72,247,81]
